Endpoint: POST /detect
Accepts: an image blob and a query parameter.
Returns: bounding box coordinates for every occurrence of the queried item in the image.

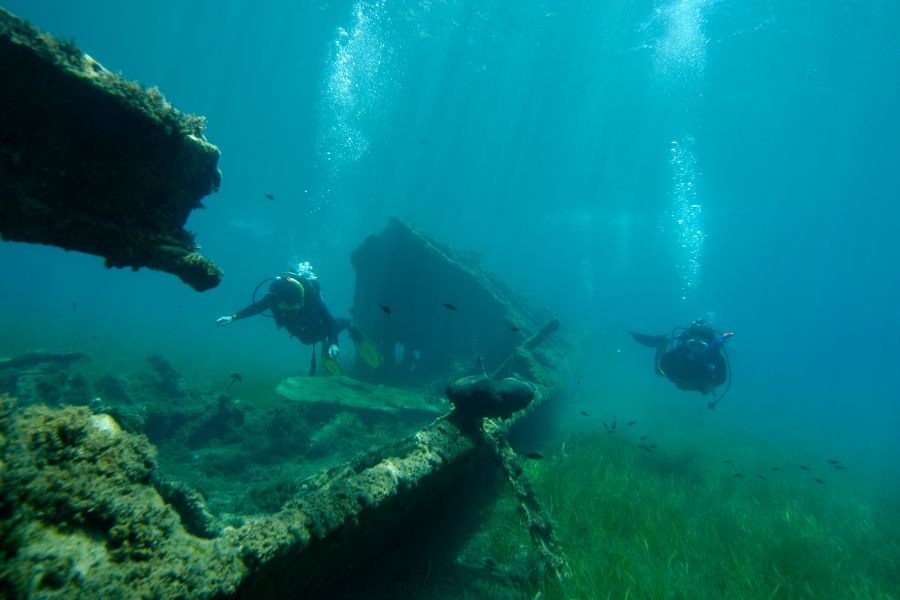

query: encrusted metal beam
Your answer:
[0,8,222,291]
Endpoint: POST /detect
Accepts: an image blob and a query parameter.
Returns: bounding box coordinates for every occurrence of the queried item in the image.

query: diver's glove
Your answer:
[216,315,235,327]
[327,344,341,359]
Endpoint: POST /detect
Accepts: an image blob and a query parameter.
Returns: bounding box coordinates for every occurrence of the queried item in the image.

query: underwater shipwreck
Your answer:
[0,8,579,597]
[1,219,573,598]
[0,13,574,591]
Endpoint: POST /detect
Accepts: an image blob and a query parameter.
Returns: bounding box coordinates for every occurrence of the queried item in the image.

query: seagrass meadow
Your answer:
[462,429,899,599]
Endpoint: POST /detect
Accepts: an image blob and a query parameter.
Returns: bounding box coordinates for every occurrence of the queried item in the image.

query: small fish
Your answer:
[813,478,826,484]
[827,460,840,465]
[723,459,733,464]
[637,445,653,452]
[734,473,745,478]
[418,138,426,145]
[648,444,657,449]
[639,435,649,441]
[264,193,275,200]
[508,325,522,332]
[71,301,77,310]
[757,474,766,480]
[379,303,392,315]
[225,372,243,391]
[91,336,101,341]
[602,422,609,431]
[771,466,782,471]
[442,303,458,311]
[524,452,544,460]
[627,420,637,426]
[799,465,812,471]
[611,421,617,431]
[579,411,589,416]
[834,465,847,471]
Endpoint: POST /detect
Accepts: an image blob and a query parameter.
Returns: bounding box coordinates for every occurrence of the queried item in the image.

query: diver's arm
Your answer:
[233,293,277,320]
[217,293,275,326]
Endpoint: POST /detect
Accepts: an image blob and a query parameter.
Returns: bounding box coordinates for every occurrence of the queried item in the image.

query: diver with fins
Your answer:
[216,262,382,375]
[629,318,734,408]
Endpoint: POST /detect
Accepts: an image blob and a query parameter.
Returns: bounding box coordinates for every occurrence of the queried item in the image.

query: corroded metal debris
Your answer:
[0,8,222,291]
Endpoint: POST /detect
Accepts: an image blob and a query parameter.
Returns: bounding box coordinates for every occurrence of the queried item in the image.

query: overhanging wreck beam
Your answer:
[0,9,223,291]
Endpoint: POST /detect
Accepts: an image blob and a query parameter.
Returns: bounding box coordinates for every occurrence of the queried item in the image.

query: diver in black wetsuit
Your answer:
[629,318,734,408]
[216,262,349,374]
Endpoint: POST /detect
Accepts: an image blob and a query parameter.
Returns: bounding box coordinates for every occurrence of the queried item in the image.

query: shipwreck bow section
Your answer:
[350,217,563,383]
[0,9,223,291]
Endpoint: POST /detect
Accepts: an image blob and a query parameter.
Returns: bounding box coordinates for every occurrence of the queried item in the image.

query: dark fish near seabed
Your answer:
[508,325,522,332]
[771,466,782,471]
[814,478,826,484]
[637,445,653,452]
[627,420,637,426]
[264,193,275,200]
[579,411,589,416]
[648,444,657,449]
[834,465,847,470]
[442,303,458,311]
[525,452,544,460]
[800,465,812,471]
[827,460,840,465]
[225,372,243,391]
[640,435,649,440]
[734,473,745,478]
[379,303,392,315]
[723,459,733,464]
[757,474,766,480]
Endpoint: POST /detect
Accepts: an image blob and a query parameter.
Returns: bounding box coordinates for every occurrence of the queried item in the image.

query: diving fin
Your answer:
[320,346,343,376]
[348,325,383,369]
[627,331,668,349]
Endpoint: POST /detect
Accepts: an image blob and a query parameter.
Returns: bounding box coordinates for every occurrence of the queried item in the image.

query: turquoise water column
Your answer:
[314,1,398,232]
[652,0,711,300]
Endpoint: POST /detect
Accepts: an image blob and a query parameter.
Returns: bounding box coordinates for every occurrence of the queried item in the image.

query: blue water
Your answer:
[2,0,898,490]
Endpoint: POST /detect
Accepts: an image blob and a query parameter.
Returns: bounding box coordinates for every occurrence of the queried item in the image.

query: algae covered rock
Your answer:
[0,396,243,598]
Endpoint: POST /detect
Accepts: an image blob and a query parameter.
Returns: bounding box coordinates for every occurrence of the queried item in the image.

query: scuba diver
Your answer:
[216,262,381,375]
[628,318,734,409]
